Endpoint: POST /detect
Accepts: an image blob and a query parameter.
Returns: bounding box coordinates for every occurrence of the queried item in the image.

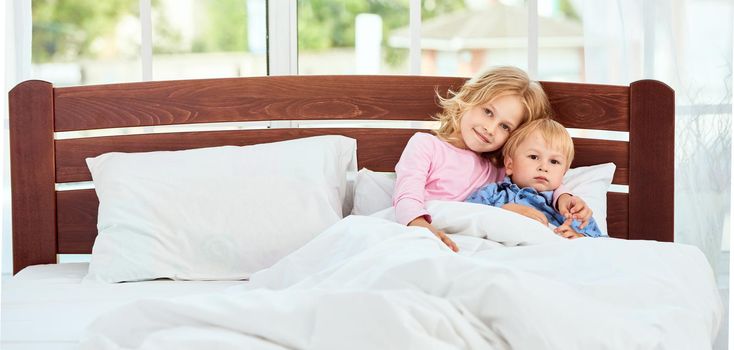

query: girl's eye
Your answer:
[529,155,538,160]
[483,108,493,116]
[500,123,511,131]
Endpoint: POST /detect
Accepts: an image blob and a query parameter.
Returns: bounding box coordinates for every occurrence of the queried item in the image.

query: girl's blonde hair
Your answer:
[434,66,552,165]
[502,118,575,170]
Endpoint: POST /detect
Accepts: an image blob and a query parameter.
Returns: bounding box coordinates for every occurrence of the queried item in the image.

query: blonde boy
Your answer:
[465,119,602,238]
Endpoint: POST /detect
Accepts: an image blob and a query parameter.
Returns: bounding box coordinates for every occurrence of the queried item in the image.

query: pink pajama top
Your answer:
[392,132,565,225]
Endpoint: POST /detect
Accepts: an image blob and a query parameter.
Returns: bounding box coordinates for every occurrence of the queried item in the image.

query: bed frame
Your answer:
[8,75,674,274]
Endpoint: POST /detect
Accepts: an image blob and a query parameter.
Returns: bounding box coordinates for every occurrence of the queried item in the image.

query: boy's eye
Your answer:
[528,155,538,160]
[551,159,561,165]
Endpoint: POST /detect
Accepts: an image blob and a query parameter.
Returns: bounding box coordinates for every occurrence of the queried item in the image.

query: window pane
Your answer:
[537,0,584,82]
[298,0,410,75]
[418,0,527,77]
[32,0,141,86]
[152,0,267,80]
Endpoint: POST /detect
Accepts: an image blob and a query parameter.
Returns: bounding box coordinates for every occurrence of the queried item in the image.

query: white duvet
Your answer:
[80,201,723,350]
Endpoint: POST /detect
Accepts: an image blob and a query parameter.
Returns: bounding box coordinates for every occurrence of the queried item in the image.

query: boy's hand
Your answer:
[501,203,549,226]
[557,194,592,229]
[408,217,459,252]
[554,217,585,239]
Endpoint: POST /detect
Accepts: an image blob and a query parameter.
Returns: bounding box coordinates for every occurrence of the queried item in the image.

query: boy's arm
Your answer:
[467,184,549,226]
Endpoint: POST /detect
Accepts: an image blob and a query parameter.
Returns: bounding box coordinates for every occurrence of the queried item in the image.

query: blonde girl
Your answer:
[392,66,591,251]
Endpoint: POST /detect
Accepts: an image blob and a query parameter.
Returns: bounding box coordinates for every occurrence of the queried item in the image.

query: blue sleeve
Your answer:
[571,218,604,237]
[465,183,504,207]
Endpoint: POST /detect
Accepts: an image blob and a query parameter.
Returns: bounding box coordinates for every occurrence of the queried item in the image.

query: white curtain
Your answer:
[2,0,32,275]
[579,0,732,273]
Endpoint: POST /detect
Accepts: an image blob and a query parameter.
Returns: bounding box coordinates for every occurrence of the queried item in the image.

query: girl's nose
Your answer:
[484,122,496,136]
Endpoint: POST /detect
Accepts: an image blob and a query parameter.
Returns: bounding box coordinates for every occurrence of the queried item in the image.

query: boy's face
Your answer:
[504,130,568,192]
[455,93,524,153]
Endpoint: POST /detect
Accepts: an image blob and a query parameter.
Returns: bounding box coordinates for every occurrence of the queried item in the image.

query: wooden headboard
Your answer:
[9,75,674,274]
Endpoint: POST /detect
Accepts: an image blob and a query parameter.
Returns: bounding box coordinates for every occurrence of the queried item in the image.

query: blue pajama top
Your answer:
[465,177,603,237]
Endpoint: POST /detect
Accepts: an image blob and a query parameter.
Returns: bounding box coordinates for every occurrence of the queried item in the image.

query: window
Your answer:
[298,0,410,75]
[152,0,267,80]
[31,0,141,86]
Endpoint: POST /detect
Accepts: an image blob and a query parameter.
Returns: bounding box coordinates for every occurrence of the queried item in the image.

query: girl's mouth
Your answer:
[473,129,490,144]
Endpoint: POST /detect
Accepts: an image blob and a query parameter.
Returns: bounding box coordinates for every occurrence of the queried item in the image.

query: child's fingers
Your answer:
[437,231,459,252]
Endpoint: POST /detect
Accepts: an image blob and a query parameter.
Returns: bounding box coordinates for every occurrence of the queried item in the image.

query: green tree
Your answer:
[298,0,465,66]
[191,0,249,53]
[32,0,138,63]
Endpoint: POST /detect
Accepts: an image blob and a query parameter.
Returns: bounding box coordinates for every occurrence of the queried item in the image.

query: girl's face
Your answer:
[454,94,524,153]
[504,130,568,192]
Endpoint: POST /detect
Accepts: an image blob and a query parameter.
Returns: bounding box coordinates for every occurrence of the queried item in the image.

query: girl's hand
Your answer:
[433,230,460,252]
[557,194,593,229]
[408,216,459,252]
[554,217,585,239]
[501,203,549,226]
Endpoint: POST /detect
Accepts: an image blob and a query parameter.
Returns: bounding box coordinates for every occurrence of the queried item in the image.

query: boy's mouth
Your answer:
[534,176,548,182]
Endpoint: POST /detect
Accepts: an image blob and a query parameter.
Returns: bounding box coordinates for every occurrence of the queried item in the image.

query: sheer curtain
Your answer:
[578,0,732,273]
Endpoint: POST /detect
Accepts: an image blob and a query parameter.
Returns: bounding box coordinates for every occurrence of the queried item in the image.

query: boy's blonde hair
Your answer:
[502,118,575,170]
[433,66,552,165]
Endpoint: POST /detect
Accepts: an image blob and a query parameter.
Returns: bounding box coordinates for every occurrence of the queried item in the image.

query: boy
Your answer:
[465,118,603,238]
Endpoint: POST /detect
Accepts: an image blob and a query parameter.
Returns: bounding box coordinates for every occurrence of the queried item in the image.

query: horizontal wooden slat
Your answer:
[56,129,629,184]
[570,138,628,184]
[56,128,419,182]
[54,77,631,133]
[54,76,466,131]
[57,190,630,254]
[543,81,629,132]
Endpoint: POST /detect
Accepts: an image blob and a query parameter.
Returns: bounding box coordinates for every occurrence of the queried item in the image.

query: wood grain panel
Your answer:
[9,80,57,273]
[57,190,631,253]
[57,190,98,254]
[629,80,674,242]
[542,81,629,132]
[54,76,466,131]
[606,192,629,239]
[56,129,630,184]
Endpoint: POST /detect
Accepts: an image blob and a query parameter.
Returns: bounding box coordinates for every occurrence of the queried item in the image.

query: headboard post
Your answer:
[9,80,57,274]
[629,80,675,242]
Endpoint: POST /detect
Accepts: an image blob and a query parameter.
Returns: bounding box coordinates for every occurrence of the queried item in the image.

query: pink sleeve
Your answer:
[552,183,572,209]
[393,134,433,225]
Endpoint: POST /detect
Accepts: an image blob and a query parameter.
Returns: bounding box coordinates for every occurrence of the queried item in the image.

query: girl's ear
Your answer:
[504,156,514,175]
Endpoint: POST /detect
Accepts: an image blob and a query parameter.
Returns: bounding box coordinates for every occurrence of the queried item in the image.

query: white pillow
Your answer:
[561,163,616,235]
[85,135,357,283]
[352,162,616,235]
[350,169,396,216]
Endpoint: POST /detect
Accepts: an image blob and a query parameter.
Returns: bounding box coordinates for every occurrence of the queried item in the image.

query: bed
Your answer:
[3,75,721,349]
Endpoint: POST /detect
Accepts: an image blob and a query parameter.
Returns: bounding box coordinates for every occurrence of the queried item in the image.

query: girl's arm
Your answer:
[393,133,434,226]
[556,194,593,228]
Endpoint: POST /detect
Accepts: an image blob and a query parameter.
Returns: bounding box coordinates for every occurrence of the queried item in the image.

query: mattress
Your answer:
[1,263,245,350]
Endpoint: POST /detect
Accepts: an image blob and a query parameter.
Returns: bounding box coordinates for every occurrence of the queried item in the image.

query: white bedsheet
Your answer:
[78,202,723,350]
[1,263,245,350]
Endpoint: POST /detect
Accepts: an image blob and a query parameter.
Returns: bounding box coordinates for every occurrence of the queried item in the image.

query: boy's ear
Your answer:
[504,156,514,175]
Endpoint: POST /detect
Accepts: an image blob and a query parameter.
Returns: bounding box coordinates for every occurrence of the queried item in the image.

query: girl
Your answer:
[393,66,591,251]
